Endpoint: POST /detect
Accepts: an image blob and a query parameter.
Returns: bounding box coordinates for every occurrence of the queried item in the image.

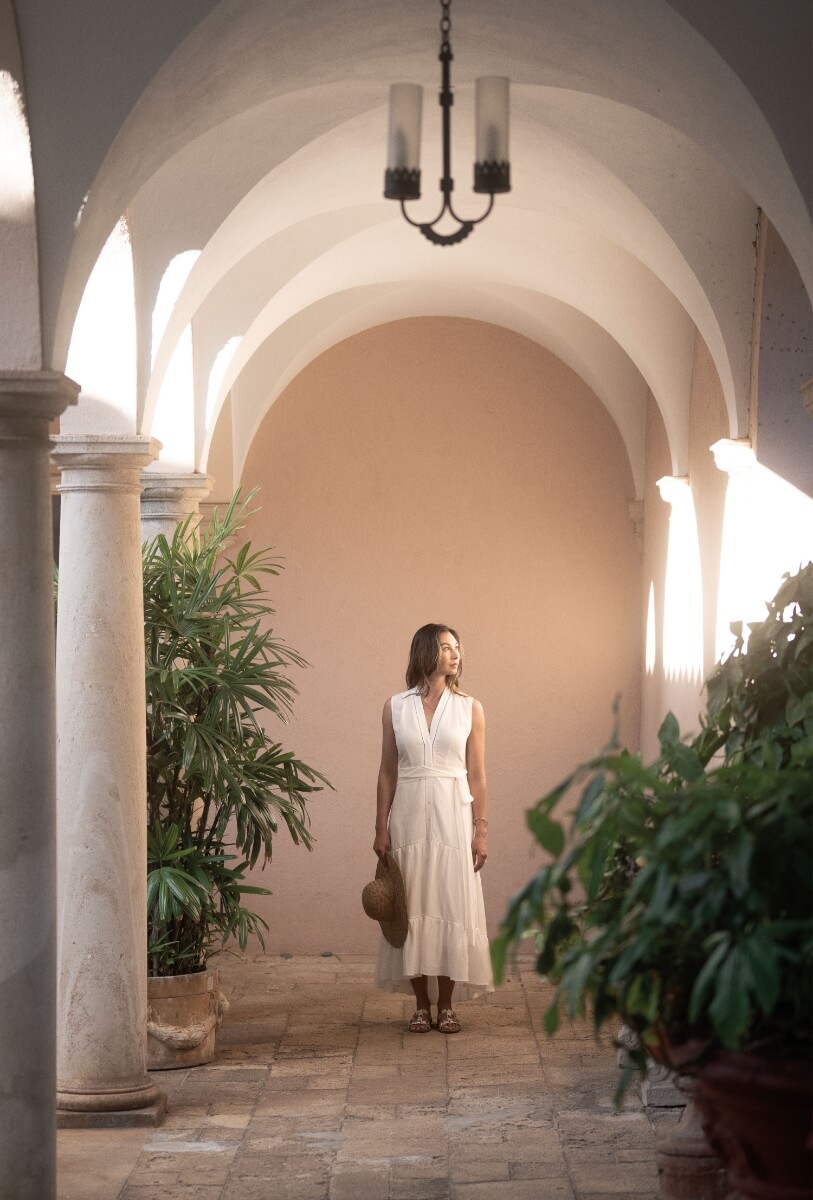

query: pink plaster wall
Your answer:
[239,317,642,954]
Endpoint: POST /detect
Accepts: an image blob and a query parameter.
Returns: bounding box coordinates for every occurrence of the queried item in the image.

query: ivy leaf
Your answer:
[527,809,565,857]
[741,934,780,1015]
[709,946,751,1047]
[544,1000,560,1037]
[658,712,680,750]
[688,936,730,1023]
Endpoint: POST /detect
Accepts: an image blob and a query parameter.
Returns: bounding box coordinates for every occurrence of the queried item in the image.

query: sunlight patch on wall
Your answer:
[151,251,200,366]
[206,337,242,429]
[645,581,656,674]
[713,439,813,659]
[0,70,34,217]
[65,217,136,430]
[657,476,704,683]
[150,324,194,470]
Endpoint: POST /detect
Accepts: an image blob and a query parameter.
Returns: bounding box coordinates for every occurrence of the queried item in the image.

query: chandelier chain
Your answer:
[384,0,508,245]
[440,0,451,49]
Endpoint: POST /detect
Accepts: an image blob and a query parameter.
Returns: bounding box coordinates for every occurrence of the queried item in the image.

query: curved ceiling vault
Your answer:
[40,0,811,495]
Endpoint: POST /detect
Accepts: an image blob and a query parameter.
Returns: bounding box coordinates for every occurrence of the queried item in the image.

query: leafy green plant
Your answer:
[492,563,813,1095]
[145,491,329,976]
[701,563,813,766]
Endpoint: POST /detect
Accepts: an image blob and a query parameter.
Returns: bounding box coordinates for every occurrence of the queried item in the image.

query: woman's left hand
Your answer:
[471,829,488,873]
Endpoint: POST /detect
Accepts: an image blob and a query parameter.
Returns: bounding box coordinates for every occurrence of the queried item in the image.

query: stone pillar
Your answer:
[52,434,166,1126]
[140,470,212,542]
[0,372,78,1200]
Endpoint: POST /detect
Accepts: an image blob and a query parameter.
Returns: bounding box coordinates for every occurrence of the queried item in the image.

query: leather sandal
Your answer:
[438,1008,461,1034]
[408,1008,431,1033]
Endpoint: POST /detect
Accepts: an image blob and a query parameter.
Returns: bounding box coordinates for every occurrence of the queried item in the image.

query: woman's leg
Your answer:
[437,976,454,1010]
[437,977,461,1032]
[411,975,431,1010]
[408,975,432,1031]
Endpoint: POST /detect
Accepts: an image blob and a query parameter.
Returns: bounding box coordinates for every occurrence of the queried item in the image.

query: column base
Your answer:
[58,1094,167,1129]
[57,1076,163,1112]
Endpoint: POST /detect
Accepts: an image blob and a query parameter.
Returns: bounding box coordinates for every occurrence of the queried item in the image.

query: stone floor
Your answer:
[57,954,680,1200]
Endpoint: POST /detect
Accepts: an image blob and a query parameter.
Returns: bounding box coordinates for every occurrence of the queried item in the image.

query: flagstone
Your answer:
[56,954,677,1200]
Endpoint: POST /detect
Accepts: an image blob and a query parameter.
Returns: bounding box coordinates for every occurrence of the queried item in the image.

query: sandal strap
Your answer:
[408,1008,431,1030]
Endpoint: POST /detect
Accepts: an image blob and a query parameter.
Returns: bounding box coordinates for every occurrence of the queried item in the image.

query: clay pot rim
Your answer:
[147,967,216,996]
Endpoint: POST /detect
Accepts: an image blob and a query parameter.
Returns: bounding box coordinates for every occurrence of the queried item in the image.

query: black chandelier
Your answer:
[383,0,510,247]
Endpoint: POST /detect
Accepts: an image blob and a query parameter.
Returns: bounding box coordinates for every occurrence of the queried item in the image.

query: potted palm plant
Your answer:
[144,491,328,1067]
[493,563,813,1199]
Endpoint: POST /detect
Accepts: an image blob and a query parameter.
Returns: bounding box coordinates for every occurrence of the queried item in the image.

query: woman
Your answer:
[373,623,493,1033]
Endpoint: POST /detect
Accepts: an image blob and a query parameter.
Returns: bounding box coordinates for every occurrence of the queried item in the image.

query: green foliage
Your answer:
[492,563,813,1083]
[145,490,329,976]
[701,563,813,767]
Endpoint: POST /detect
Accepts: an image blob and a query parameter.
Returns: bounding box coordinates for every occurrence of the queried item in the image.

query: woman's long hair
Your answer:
[405,624,464,696]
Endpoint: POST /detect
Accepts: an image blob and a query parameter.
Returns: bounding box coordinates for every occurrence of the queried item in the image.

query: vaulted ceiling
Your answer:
[6,0,811,490]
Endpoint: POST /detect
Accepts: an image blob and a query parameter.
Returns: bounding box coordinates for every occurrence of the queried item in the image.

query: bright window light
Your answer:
[713,439,813,659]
[657,476,704,683]
[0,70,34,217]
[206,337,242,429]
[65,217,136,428]
[150,324,194,471]
[645,581,656,674]
[151,251,200,366]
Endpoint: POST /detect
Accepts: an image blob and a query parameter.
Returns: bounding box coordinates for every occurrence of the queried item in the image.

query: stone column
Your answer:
[0,372,78,1200]
[52,434,166,1126]
[140,471,212,542]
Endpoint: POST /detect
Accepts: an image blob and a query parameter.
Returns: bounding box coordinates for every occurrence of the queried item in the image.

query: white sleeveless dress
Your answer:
[374,687,494,1002]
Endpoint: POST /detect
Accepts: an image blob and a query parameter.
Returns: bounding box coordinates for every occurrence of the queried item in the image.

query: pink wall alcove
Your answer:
[239,317,642,955]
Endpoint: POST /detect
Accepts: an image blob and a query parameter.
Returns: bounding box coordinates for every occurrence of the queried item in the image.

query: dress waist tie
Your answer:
[396,766,478,938]
[397,765,473,804]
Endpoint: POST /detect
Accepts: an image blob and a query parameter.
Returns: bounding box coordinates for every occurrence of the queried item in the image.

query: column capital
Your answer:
[140,470,213,502]
[52,434,160,495]
[709,438,755,475]
[0,369,80,425]
[140,471,214,541]
[656,474,690,505]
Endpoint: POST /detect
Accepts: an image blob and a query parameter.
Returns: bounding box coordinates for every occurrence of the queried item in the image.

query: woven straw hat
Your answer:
[362,853,408,948]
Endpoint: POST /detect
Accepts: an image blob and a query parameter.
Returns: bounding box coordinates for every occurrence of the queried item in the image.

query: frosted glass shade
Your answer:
[474,76,510,194]
[384,83,423,200]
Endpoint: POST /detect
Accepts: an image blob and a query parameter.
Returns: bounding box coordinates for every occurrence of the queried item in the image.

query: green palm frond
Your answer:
[145,488,331,976]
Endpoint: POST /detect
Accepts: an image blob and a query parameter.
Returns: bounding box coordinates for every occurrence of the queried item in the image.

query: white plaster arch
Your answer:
[0,0,41,368]
[139,100,742,478]
[184,206,694,475]
[52,0,811,369]
[201,283,649,496]
[149,95,746,416]
[63,217,137,434]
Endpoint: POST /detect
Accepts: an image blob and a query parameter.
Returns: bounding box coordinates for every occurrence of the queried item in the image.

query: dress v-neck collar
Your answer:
[414,687,450,744]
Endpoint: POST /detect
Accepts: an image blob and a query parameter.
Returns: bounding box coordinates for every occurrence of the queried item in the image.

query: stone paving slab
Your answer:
[57,954,679,1199]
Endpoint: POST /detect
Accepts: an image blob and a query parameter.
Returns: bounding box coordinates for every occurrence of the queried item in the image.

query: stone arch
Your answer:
[0,0,41,368]
[51,0,810,379]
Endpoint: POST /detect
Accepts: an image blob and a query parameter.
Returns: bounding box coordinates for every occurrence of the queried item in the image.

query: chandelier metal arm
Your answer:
[398,194,494,246]
[383,0,509,246]
[398,21,495,247]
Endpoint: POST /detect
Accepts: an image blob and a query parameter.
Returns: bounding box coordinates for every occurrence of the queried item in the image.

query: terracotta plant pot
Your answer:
[147,968,229,1069]
[694,1051,812,1200]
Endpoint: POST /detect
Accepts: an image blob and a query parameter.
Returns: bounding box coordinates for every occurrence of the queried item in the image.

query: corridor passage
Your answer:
[58,954,676,1199]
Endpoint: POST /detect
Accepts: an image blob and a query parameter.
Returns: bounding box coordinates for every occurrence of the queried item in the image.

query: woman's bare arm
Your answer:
[373,698,398,859]
[466,700,489,872]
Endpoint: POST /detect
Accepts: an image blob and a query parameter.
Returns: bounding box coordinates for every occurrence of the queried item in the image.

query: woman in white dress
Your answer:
[373,624,493,1033]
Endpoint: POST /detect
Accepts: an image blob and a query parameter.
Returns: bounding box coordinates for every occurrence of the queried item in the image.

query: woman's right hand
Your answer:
[373,828,391,860]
